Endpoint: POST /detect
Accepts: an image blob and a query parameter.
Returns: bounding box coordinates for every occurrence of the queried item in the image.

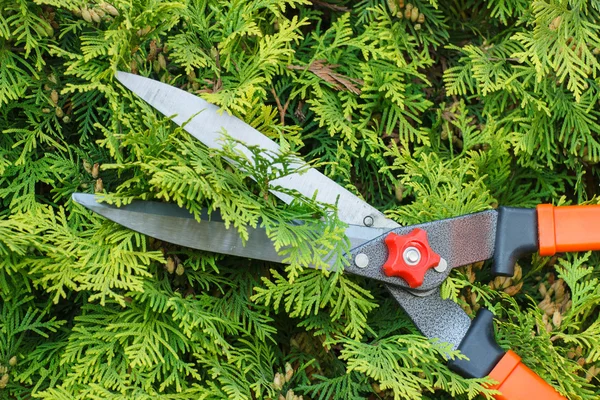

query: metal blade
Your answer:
[72,193,389,265]
[115,71,398,230]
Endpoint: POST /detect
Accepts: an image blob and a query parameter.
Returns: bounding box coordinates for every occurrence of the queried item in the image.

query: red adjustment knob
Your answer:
[382,228,442,288]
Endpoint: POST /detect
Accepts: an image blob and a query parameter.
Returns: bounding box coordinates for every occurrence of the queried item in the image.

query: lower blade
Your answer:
[72,194,387,265]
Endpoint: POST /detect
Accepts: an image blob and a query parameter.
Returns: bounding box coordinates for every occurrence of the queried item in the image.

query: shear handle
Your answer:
[448,310,566,399]
[448,309,504,378]
[493,204,600,277]
[489,350,565,400]
[493,207,538,277]
[537,204,600,256]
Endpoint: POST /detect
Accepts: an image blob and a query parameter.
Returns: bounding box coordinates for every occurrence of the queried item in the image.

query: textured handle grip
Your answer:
[537,204,600,256]
[489,350,565,400]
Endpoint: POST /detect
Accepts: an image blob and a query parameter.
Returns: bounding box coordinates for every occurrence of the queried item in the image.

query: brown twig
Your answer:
[288,59,364,95]
[214,49,222,93]
[311,0,350,12]
[270,87,290,126]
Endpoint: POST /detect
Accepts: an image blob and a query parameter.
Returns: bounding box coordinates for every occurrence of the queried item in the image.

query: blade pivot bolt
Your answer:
[363,215,374,227]
[403,247,421,265]
[382,228,442,288]
[354,253,369,268]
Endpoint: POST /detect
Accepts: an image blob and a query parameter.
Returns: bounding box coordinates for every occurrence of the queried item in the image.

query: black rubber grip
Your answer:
[493,207,538,277]
[448,309,505,378]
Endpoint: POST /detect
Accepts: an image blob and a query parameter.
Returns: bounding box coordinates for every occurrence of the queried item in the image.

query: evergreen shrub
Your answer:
[1,0,599,398]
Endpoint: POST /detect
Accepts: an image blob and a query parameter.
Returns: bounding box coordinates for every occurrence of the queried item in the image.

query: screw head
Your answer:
[434,258,448,272]
[354,253,369,268]
[403,246,421,265]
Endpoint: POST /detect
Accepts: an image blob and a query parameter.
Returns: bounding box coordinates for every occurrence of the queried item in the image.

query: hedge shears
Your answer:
[73,72,600,399]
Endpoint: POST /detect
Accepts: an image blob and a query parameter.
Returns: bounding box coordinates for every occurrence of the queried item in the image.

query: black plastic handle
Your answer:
[493,207,538,277]
[448,309,505,378]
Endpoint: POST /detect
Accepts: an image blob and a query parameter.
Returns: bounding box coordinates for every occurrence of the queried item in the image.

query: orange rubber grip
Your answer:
[489,351,565,400]
[537,204,600,256]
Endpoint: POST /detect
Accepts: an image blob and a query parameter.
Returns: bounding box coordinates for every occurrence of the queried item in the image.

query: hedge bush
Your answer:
[1,0,600,399]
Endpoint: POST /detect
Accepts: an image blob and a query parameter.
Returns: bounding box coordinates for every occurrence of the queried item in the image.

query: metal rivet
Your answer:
[363,215,374,227]
[354,253,369,268]
[403,246,421,265]
[434,258,448,273]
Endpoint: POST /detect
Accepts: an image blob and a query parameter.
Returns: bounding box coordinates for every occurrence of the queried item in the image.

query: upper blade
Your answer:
[115,71,398,230]
[72,193,389,265]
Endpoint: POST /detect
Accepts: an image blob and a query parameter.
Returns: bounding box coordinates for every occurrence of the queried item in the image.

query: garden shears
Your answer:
[73,72,600,399]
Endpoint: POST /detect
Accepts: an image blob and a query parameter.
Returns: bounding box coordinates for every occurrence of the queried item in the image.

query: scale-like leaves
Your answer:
[2,0,600,398]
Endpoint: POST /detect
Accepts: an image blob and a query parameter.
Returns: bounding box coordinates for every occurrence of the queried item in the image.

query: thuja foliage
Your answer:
[1,0,600,399]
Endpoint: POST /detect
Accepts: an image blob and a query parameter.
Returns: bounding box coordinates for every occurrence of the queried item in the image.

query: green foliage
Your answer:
[1,0,600,399]
[337,335,498,400]
[492,255,600,398]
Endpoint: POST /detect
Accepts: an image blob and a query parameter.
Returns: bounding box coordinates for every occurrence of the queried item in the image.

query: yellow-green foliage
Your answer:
[1,0,599,399]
